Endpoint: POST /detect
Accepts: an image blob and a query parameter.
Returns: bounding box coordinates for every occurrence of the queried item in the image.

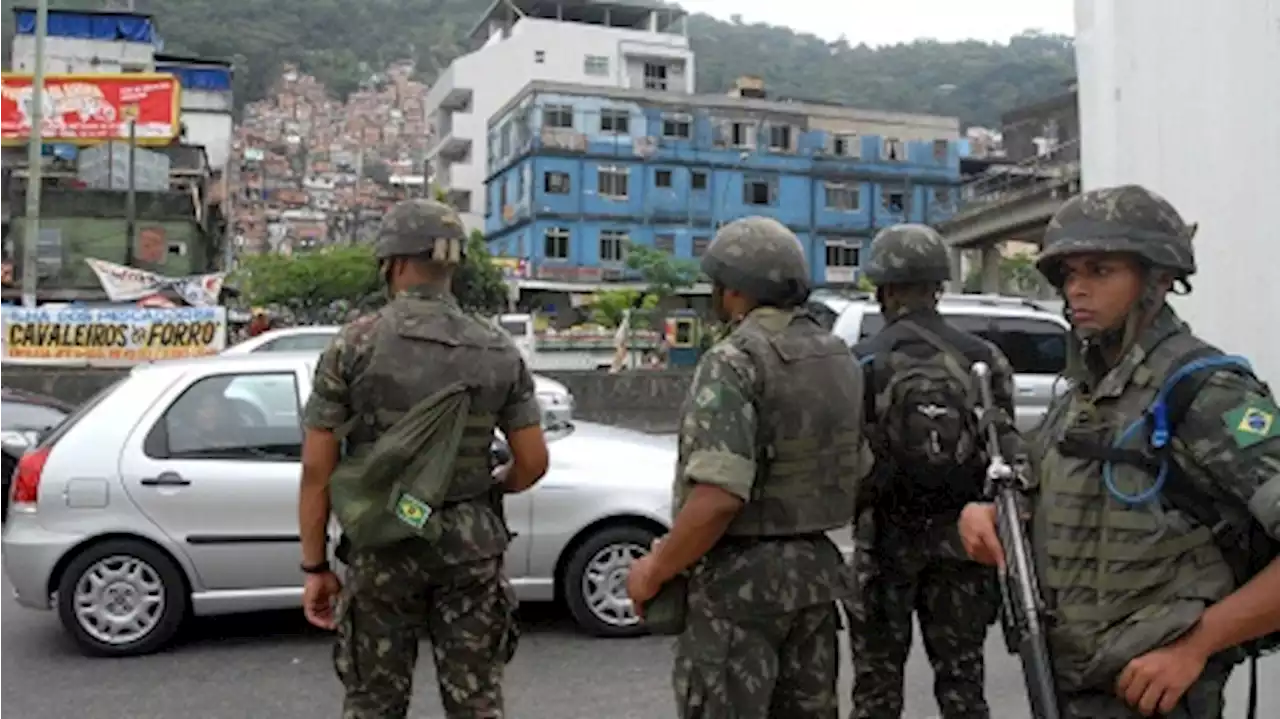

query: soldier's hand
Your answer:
[1116,638,1209,716]
[958,502,1005,569]
[303,571,342,630]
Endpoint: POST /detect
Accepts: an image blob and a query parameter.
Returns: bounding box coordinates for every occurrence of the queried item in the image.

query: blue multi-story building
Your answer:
[484,79,962,290]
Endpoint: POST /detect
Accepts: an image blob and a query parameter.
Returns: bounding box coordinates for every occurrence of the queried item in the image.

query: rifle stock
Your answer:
[971,362,1062,719]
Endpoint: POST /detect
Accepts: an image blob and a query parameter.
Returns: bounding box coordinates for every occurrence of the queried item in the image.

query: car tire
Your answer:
[562,524,657,638]
[56,538,188,657]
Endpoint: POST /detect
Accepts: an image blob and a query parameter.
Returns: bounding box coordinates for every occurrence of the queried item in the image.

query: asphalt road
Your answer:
[3,570,1277,719]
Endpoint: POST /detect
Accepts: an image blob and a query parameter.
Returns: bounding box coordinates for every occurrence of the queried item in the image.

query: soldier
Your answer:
[849,224,1019,719]
[959,185,1280,718]
[626,216,870,719]
[297,199,550,719]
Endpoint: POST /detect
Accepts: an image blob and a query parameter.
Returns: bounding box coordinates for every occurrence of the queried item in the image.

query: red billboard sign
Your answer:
[0,73,181,146]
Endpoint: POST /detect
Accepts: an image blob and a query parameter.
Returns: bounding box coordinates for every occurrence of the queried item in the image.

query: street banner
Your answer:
[0,73,181,145]
[85,258,226,307]
[1,305,227,365]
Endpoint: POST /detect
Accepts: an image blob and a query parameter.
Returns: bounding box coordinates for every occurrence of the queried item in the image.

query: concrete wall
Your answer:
[1,367,694,435]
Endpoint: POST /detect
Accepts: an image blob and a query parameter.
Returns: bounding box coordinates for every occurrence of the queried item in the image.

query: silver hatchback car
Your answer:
[2,352,674,657]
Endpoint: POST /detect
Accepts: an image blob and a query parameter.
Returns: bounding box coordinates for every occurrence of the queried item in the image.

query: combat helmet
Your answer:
[374,198,468,264]
[701,217,810,306]
[1037,185,1197,287]
[863,223,952,285]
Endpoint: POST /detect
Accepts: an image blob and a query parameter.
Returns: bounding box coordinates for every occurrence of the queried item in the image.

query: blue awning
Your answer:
[14,10,158,44]
[157,65,233,92]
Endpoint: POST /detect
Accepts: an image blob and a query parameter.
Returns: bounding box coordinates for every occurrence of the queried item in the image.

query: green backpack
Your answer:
[329,382,481,550]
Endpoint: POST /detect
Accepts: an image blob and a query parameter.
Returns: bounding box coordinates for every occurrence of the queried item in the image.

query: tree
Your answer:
[625,245,700,300]
[232,244,380,321]
[452,230,509,315]
[962,252,1051,297]
[233,231,508,320]
[589,289,659,328]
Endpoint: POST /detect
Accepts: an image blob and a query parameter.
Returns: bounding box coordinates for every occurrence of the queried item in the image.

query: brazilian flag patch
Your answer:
[1222,399,1280,449]
[394,493,432,529]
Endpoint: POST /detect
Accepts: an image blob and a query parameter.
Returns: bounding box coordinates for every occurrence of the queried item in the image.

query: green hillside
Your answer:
[3,0,1076,127]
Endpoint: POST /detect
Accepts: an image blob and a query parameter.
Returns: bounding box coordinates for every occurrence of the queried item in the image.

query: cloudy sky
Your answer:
[679,0,1076,46]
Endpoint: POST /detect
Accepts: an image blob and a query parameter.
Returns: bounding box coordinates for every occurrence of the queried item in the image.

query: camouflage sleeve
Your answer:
[302,317,375,431]
[1178,370,1280,540]
[302,328,356,431]
[982,340,1027,460]
[678,343,759,501]
[497,355,542,434]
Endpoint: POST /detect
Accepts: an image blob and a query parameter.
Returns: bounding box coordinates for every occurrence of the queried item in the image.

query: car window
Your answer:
[985,318,1067,375]
[499,320,528,337]
[857,311,884,341]
[257,334,335,352]
[1,400,68,430]
[146,372,302,461]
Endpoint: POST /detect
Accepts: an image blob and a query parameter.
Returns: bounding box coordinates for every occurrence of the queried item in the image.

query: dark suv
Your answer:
[2,387,72,520]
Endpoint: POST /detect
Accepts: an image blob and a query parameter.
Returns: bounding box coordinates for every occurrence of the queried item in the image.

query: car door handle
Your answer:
[1017,387,1036,396]
[140,472,191,487]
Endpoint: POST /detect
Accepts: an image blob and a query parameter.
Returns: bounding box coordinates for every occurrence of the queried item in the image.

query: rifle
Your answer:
[971,362,1061,719]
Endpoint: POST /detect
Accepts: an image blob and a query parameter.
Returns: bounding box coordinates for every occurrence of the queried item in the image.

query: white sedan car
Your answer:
[224,326,574,425]
[2,352,673,657]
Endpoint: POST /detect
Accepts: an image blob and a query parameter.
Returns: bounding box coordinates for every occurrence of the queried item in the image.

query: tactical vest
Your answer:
[335,297,516,547]
[722,311,869,537]
[1030,331,1236,690]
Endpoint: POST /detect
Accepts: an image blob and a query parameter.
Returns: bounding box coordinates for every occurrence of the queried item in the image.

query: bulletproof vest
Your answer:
[345,296,520,506]
[723,311,869,537]
[1030,330,1236,689]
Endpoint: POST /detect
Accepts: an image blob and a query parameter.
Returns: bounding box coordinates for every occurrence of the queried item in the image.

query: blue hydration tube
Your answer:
[1103,354,1253,506]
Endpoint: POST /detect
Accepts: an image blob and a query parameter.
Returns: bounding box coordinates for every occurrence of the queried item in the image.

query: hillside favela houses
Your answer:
[2,6,233,306]
[483,76,963,315]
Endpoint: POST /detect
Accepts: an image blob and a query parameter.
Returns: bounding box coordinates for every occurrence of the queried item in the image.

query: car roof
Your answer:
[131,350,321,376]
[0,386,75,412]
[810,289,1065,322]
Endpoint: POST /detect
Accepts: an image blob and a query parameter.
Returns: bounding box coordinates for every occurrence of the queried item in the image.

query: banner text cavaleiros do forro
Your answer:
[1,306,227,365]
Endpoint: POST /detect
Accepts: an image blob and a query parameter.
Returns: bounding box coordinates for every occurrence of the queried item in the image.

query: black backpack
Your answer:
[871,320,981,478]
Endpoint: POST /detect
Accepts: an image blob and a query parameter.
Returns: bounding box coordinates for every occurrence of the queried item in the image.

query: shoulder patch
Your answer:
[694,383,722,410]
[1222,398,1280,449]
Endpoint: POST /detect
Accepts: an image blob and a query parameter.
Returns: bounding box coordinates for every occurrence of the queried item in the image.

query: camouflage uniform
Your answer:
[1027,185,1280,718]
[673,217,869,719]
[850,224,1015,719]
[302,199,540,719]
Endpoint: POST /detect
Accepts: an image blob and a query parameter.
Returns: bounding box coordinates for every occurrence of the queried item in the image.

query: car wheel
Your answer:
[562,524,657,638]
[56,539,188,657]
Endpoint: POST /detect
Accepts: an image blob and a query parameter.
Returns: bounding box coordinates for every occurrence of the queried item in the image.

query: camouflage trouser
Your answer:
[334,550,519,719]
[674,602,841,719]
[848,521,999,719]
[673,537,850,719]
[1058,656,1234,718]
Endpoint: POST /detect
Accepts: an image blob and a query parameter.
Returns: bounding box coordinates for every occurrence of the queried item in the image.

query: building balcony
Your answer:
[425,131,473,163]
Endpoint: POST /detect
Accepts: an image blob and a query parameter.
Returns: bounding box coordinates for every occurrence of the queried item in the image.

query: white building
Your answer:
[424,0,695,231]
[155,54,235,173]
[9,8,157,74]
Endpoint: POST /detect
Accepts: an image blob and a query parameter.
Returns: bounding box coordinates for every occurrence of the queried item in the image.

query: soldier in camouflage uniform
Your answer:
[627,216,870,719]
[959,185,1280,718]
[849,224,1019,719]
[297,199,550,719]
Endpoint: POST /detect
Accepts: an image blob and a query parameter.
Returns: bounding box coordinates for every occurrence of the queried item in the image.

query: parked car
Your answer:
[2,387,73,521]
[1,352,671,657]
[809,290,1072,432]
[223,326,575,426]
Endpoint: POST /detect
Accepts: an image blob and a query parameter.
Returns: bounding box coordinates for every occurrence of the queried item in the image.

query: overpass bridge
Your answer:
[940,141,1081,293]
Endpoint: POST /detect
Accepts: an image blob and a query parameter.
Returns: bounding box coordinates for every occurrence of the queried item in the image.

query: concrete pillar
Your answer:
[948,246,964,292]
[981,245,1002,294]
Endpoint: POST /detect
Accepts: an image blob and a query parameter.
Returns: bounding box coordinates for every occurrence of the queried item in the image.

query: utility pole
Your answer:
[124,116,138,266]
[20,0,49,308]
